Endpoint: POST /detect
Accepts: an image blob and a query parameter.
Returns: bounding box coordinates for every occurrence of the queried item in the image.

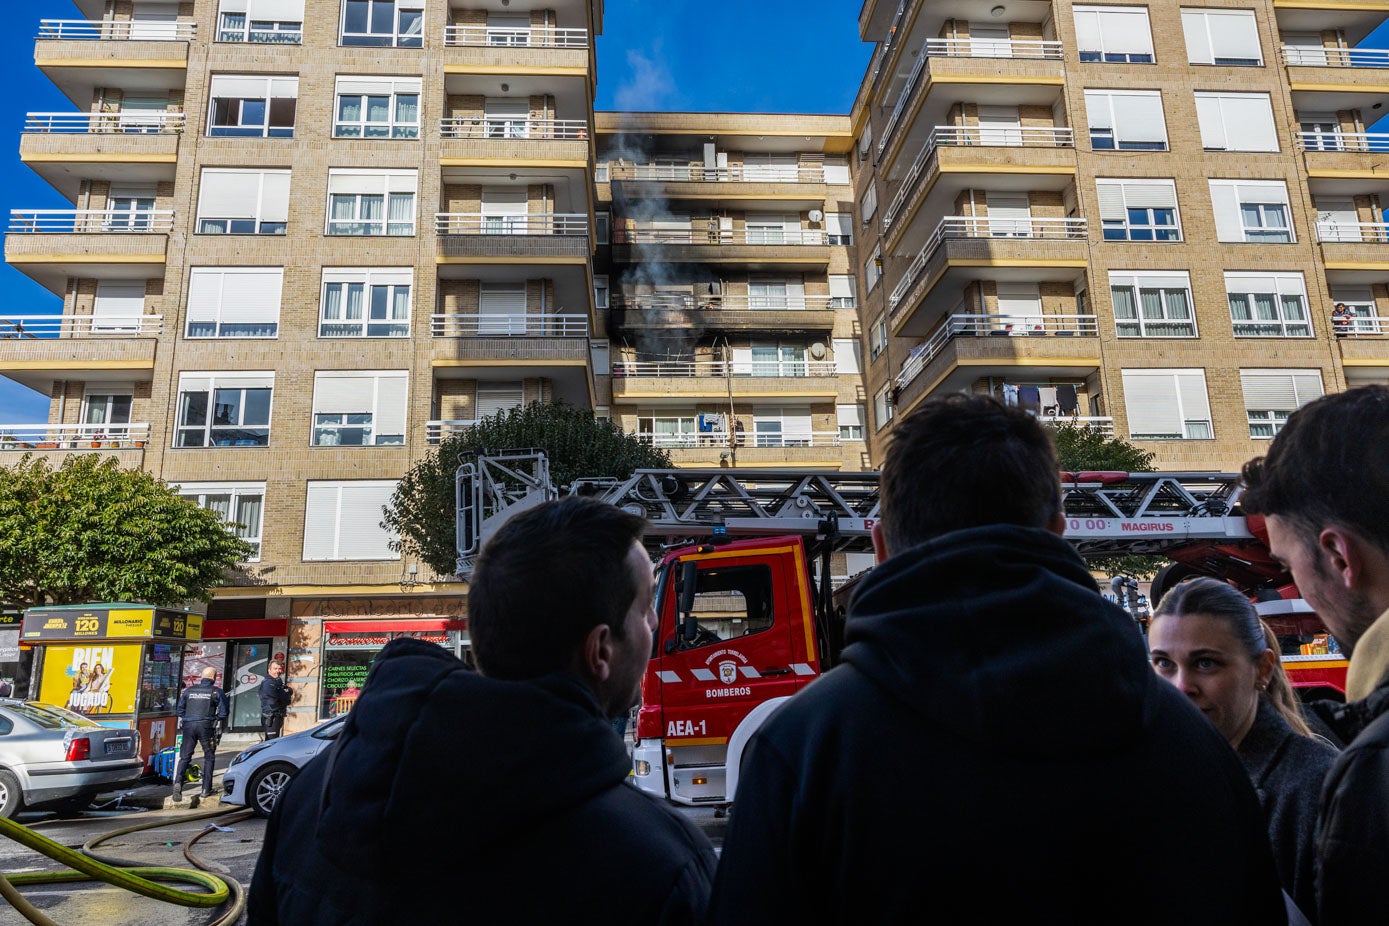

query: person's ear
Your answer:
[1256,647,1278,691]
[1319,527,1359,590]
[871,520,890,563]
[1046,510,1066,537]
[580,623,614,684]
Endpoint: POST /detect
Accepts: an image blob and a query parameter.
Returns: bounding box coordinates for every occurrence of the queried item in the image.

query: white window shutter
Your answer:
[210,75,273,98]
[1208,182,1244,242]
[823,163,850,185]
[837,404,864,427]
[1095,180,1127,221]
[374,373,409,437]
[335,483,398,560]
[829,275,855,301]
[1181,10,1212,63]
[482,188,528,214]
[1122,371,1183,437]
[1195,95,1228,150]
[1239,181,1291,206]
[95,281,145,315]
[1084,91,1114,132]
[833,338,861,374]
[997,282,1042,317]
[220,0,249,11]
[1073,8,1102,51]
[260,171,292,223]
[302,484,340,560]
[199,170,254,218]
[313,373,376,415]
[1102,8,1153,56]
[1114,93,1166,145]
[476,382,524,417]
[1176,371,1213,424]
[1211,11,1261,62]
[1241,371,1323,411]
[215,269,282,324]
[479,283,527,313]
[247,0,305,18]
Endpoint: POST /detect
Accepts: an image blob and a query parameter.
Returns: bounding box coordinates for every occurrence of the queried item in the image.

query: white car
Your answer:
[221,716,346,816]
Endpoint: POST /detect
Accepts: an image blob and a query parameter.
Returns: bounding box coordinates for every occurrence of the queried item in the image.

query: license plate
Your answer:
[104,739,131,755]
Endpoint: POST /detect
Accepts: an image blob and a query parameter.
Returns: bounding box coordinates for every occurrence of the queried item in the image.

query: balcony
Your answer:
[425,419,477,444]
[882,125,1077,244]
[889,217,1090,337]
[441,25,589,72]
[6,210,172,293]
[0,313,161,393]
[20,112,183,200]
[431,313,588,337]
[892,314,1101,414]
[1282,45,1389,110]
[1335,316,1389,369]
[607,162,828,206]
[636,431,848,467]
[611,360,840,403]
[610,225,830,268]
[1316,221,1389,267]
[434,213,589,263]
[610,294,839,334]
[37,20,193,105]
[439,118,589,164]
[0,423,151,459]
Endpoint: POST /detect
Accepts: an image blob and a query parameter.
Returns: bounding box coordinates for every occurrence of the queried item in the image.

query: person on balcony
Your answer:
[1331,303,1354,337]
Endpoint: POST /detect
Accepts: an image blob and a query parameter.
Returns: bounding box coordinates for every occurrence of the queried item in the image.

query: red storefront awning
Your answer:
[202,618,290,639]
[322,619,467,633]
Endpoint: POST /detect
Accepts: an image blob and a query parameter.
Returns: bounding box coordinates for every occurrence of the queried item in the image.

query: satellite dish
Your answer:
[809,341,827,359]
[808,209,825,223]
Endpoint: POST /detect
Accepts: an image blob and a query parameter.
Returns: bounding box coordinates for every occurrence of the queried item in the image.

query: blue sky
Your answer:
[0,0,872,424]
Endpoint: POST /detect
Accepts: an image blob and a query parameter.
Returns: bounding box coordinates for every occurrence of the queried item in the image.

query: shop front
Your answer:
[186,618,290,733]
[0,612,22,695]
[319,620,469,720]
[20,603,203,762]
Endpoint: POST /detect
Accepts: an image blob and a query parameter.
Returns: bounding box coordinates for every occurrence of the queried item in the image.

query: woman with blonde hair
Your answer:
[1148,577,1337,923]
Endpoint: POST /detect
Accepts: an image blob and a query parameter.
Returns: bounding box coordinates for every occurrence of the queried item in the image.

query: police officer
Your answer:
[173,667,228,802]
[258,660,293,740]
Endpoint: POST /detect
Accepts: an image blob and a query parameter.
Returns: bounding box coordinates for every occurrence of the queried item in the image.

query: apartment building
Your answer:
[2,0,603,733]
[594,112,869,471]
[853,0,1389,471]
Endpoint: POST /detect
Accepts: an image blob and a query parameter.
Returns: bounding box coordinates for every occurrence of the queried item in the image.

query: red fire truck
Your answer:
[456,457,1347,806]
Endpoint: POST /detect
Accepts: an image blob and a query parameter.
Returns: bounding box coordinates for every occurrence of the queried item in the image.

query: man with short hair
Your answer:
[173,667,227,802]
[1240,384,1389,926]
[249,495,716,925]
[708,393,1286,925]
[258,659,293,740]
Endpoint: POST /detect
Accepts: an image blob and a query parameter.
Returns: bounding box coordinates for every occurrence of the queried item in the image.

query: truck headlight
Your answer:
[634,759,651,776]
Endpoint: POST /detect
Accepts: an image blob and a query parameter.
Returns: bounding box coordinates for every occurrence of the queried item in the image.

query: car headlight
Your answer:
[230,743,270,768]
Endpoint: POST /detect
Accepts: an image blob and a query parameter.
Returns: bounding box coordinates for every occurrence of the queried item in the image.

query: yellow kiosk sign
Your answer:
[21,606,202,643]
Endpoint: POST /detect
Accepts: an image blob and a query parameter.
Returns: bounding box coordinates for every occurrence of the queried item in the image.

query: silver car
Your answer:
[0,700,143,817]
[221,716,346,816]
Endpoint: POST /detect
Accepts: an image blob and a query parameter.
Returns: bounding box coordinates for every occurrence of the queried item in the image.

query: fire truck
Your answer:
[456,456,1348,806]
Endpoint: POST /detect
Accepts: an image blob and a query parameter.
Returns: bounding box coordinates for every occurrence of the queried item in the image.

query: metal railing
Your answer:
[434,213,588,236]
[217,24,302,44]
[38,19,197,41]
[636,431,843,449]
[884,125,1075,228]
[23,111,185,134]
[9,209,175,233]
[443,25,588,48]
[1282,45,1389,67]
[889,217,1088,309]
[440,118,589,140]
[612,226,826,245]
[0,314,162,337]
[1038,416,1115,435]
[613,359,838,378]
[612,294,837,312]
[1296,131,1389,153]
[606,163,826,183]
[426,420,479,444]
[0,423,151,447]
[431,313,588,337]
[1334,315,1388,335]
[1316,221,1389,243]
[895,313,1099,389]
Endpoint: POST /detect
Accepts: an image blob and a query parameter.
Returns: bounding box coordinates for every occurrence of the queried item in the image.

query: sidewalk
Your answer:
[93,733,262,811]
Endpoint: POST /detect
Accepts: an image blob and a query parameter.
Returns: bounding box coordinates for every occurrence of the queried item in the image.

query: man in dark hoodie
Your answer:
[248,496,717,924]
[707,393,1287,925]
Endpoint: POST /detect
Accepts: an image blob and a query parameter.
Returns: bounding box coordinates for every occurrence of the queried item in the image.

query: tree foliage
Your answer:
[1047,424,1161,578]
[0,454,256,611]
[384,402,672,576]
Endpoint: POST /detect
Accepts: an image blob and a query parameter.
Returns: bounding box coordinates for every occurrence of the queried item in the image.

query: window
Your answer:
[753,407,812,447]
[334,77,421,139]
[1181,8,1261,65]
[1240,370,1323,438]
[824,161,851,185]
[834,338,862,375]
[637,410,698,447]
[197,169,290,235]
[826,213,853,245]
[837,404,865,441]
[481,188,530,235]
[475,382,524,419]
[105,185,156,231]
[1121,369,1213,440]
[92,281,145,333]
[746,213,799,244]
[749,277,806,310]
[340,0,423,47]
[82,391,132,438]
[869,315,887,359]
[1209,180,1293,242]
[1225,272,1313,337]
[873,384,895,430]
[745,344,808,377]
[1331,286,1380,333]
[303,481,400,560]
[320,269,411,337]
[483,97,531,138]
[1085,90,1168,150]
[187,267,282,338]
[1195,92,1278,152]
[326,169,417,236]
[675,564,775,650]
[175,482,265,559]
[1109,272,1197,337]
[1096,179,1181,241]
[311,371,408,446]
[860,185,878,224]
[485,12,531,45]
[208,75,297,138]
[596,212,610,244]
[476,282,527,333]
[1073,6,1155,62]
[217,0,304,43]
[866,247,882,290]
[829,275,857,309]
[594,275,609,310]
[175,373,273,447]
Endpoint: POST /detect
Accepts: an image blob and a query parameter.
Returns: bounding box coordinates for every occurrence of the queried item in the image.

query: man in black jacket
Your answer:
[257,660,293,740]
[173,667,228,802]
[1241,385,1389,926]
[708,393,1287,925]
[249,496,716,925]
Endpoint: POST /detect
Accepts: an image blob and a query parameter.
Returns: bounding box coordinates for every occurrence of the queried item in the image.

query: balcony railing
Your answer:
[426,420,478,444]
[613,360,838,378]
[1038,416,1114,436]
[0,314,162,337]
[431,313,588,337]
[38,19,197,41]
[1296,131,1389,153]
[0,423,151,448]
[1282,45,1389,67]
[440,118,589,140]
[894,313,1100,389]
[435,213,588,236]
[9,209,175,233]
[442,25,588,48]
[1335,315,1389,335]
[636,431,843,449]
[1316,221,1389,243]
[23,111,185,134]
[613,294,838,311]
[613,227,826,245]
[883,125,1075,228]
[889,216,1089,309]
[606,163,826,183]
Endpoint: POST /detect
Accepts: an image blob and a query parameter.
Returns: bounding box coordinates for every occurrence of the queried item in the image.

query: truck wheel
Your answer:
[247,763,296,817]
[0,770,23,819]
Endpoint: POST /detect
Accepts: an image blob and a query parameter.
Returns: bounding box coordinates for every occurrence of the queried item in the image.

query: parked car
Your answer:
[0,699,143,818]
[222,716,347,816]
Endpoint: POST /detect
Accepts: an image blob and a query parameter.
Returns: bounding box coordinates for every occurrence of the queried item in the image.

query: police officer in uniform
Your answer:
[258,660,293,740]
[173,667,228,802]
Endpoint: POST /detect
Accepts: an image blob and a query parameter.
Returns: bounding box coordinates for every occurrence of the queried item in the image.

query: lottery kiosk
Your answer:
[20,603,203,763]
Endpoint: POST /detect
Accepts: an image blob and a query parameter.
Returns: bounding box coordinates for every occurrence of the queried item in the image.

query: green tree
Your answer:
[0,454,256,611]
[1047,423,1160,578]
[385,402,672,576]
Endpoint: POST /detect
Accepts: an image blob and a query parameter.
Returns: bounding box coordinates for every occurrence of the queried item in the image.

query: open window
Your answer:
[676,564,774,650]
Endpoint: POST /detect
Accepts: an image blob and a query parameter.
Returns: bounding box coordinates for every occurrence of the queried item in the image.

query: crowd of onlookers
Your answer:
[245,386,1389,926]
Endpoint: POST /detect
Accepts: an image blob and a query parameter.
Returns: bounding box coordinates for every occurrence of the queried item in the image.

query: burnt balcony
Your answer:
[609,294,838,335]
[610,224,830,268]
[611,359,840,402]
[434,212,589,262]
